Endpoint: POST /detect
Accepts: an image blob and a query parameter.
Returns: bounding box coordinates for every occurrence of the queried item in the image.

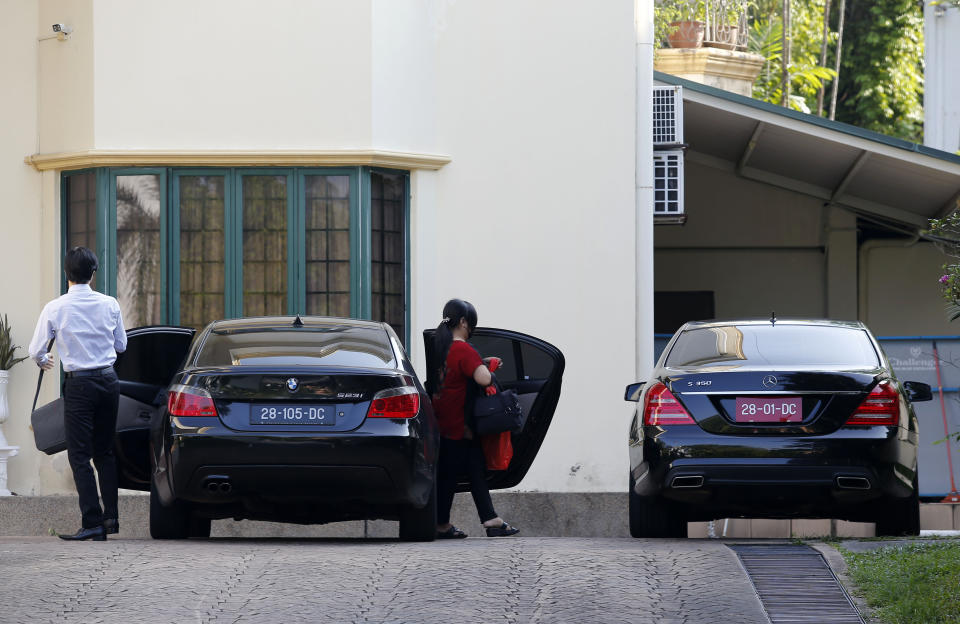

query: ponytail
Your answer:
[426,298,478,396]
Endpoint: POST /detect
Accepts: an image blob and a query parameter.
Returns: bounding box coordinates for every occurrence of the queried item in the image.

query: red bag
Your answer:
[481,431,513,471]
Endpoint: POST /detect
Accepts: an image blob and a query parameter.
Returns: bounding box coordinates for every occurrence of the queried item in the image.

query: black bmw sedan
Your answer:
[103,316,563,540]
[625,319,932,538]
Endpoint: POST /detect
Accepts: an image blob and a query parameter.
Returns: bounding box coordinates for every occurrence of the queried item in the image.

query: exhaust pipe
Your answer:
[671,475,704,489]
[836,476,871,490]
[203,476,233,494]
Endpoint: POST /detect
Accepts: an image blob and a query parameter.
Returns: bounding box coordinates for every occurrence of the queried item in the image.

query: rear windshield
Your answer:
[664,325,880,370]
[195,326,396,368]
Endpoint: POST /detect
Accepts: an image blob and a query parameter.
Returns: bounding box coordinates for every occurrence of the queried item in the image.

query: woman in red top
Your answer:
[428,299,519,539]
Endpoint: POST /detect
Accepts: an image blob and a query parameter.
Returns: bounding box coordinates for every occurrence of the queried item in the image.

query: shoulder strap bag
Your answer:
[472,374,523,437]
[30,339,66,455]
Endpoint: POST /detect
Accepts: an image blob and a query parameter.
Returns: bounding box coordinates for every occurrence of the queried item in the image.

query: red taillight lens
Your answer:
[367,389,420,419]
[847,381,899,426]
[642,382,695,426]
[167,385,218,417]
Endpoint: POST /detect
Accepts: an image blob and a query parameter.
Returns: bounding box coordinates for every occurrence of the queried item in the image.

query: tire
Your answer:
[399,481,437,542]
[875,475,920,537]
[149,479,191,540]
[629,476,688,538]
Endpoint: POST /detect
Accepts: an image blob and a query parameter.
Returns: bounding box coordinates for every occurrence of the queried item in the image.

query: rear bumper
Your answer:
[155,417,437,522]
[631,426,917,521]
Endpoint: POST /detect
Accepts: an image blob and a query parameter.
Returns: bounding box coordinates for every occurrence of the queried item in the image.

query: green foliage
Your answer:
[844,542,960,624]
[0,314,28,371]
[749,11,837,113]
[834,0,924,142]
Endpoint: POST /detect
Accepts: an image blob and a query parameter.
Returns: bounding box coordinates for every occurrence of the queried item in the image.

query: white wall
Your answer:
[860,241,959,337]
[925,3,960,152]
[423,0,639,492]
[92,0,374,149]
[0,0,75,495]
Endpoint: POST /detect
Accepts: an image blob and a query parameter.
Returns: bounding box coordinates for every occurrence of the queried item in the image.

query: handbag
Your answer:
[481,431,513,471]
[472,375,523,436]
[30,339,66,455]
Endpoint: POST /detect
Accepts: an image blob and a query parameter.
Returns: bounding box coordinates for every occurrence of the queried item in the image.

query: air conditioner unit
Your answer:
[654,150,684,217]
[653,85,683,147]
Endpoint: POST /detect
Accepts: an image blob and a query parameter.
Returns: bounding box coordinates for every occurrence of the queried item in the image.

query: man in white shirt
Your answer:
[29,247,127,541]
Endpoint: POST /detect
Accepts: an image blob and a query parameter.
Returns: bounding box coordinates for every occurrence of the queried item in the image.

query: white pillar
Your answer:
[636,0,655,380]
[0,371,19,496]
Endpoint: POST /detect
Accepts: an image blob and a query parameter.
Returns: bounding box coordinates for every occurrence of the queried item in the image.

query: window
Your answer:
[66,167,409,343]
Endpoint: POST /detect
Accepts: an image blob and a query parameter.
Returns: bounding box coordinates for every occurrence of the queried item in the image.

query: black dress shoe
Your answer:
[57,526,106,541]
[103,519,119,535]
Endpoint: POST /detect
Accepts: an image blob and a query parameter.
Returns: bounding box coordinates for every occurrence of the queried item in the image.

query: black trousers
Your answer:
[63,371,119,529]
[437,437,497,525]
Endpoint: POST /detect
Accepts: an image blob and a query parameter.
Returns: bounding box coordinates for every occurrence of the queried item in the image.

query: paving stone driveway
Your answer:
[0,537,768,624]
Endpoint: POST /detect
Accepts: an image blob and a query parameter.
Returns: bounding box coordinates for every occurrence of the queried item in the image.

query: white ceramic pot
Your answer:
[0,370,9,447]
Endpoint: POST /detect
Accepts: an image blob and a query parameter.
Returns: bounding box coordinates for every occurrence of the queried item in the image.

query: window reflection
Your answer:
[65,172,97,290]
[304,175,351,317]
[117,175,161,326]
[242,176,287,317]
[179,176,225,330]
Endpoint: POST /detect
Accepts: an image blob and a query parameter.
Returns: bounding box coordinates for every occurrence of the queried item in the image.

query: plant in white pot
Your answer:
[0,314,27,445]
[0,314,27,495]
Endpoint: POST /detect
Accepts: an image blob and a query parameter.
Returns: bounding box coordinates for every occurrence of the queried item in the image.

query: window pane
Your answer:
[304,175,351,317]
[242,176,287,317]
[117,175,161,326]
[65,172,97,289]
[179,176,225,330]
[370,172,406,342]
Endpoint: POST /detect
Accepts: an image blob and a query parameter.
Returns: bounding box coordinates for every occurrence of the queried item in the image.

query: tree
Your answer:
[833,0,924,142]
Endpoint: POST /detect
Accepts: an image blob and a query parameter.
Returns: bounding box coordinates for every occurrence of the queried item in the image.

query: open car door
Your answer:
[114,326,195,491]
[423,327,564,490]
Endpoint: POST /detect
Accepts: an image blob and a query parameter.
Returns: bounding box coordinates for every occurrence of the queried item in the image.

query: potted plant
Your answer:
[0,314,28,447]
[657,0,707,49]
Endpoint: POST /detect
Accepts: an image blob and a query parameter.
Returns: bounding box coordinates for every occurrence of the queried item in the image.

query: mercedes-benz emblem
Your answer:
[286,378,299,393]
[762,375,778,389]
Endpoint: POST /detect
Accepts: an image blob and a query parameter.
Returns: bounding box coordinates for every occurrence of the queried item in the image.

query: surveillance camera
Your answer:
[52,23,72,34]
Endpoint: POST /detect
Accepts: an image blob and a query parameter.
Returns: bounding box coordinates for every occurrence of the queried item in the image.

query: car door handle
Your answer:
[138,410,152,421]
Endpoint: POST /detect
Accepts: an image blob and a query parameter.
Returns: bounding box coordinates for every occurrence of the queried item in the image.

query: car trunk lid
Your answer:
[664,370,881,435]
[182,367,415,433]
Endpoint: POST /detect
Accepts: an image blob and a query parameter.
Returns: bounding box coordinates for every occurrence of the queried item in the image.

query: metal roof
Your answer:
[655,72,960,229]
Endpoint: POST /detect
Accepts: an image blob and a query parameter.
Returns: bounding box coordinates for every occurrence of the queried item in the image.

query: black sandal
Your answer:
[485,522,519,537]
[436,525,468,539]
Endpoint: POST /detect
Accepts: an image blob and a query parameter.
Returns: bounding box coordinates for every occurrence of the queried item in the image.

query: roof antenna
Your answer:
[293,314,304,328]
[770,311,777,326]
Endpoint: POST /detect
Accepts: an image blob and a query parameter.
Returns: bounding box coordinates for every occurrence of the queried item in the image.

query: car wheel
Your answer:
[399,481,437,542]
[875,475,920,537]
[149,479,191,539]
[629,476,687,538]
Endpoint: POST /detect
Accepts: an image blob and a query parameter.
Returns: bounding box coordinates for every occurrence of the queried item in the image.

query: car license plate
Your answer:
[250,405,337,425]
[734,397,802,423]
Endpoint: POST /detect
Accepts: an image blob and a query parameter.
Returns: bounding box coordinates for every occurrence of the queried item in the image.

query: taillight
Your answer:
[366,387,420,419]
[167,384,218,417]
[642,382,695,426]
[847,381,899,426]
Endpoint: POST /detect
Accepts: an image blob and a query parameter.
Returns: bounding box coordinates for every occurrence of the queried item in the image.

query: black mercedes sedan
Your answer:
[104,317,563,540]
[625,319,932,538]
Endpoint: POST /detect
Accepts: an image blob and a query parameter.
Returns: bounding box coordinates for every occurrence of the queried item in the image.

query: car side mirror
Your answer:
[624,382,645,402]
[903,381,933,402]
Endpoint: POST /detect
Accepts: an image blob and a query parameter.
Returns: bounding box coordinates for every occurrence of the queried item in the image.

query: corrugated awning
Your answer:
[655,72,960,230]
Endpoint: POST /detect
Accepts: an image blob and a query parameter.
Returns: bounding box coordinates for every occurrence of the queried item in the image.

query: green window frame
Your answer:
[60,166,410,344]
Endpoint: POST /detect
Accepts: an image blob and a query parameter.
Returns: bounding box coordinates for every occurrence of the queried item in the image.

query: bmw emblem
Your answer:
[762,375,778,389]
[286,378,299,393]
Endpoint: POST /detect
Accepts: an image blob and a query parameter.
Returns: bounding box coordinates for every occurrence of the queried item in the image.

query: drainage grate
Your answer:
[729,544,864,624]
